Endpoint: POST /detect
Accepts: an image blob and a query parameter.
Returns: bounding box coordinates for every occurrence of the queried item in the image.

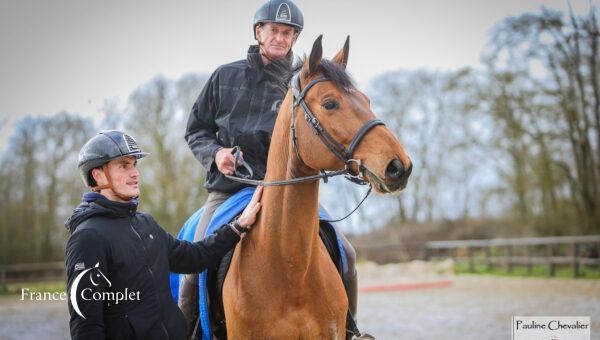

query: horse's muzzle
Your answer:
[384,159,412,191]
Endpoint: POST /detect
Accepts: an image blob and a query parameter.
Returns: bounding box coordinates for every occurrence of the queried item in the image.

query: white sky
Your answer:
[0,0,595,146]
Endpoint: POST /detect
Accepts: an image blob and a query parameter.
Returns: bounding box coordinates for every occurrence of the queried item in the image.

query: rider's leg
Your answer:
[337,232,378,340]
[178,191,232,338]
[338,230,358,317]
[318,205,359,317]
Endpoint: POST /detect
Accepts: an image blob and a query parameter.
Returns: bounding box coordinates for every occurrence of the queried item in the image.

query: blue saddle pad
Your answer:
[169,187,347,340]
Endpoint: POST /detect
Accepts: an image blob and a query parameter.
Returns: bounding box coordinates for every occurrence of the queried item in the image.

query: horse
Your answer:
[222,35,412,339]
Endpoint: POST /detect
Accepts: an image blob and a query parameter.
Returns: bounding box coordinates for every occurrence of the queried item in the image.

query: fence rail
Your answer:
[2,235,599,291]
[425,235,600,277]
[0,261,64,292]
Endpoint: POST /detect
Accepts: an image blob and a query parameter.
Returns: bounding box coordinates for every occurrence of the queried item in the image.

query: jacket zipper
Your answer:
[129,215,170,338]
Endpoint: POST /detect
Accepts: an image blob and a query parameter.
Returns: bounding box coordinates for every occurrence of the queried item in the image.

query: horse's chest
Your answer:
[231,309,344,340]
[224,274,346,339]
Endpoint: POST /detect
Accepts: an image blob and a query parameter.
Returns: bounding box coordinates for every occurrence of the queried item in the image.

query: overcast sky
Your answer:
[0,0,595,146]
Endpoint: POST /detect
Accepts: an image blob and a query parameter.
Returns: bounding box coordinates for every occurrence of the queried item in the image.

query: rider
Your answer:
[183,0,365,338]
[65,130,262,339]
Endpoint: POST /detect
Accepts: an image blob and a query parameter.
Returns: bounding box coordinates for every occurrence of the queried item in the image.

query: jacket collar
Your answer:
[65,193,139,234]
[247,45,264,69]
[246,45,293,80]
[83,192,138,216]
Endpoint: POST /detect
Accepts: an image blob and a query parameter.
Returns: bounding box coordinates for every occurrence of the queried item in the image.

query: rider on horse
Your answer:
[183,0,365,338]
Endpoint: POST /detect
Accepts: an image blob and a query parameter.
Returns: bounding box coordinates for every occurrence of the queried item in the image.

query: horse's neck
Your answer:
[253,92,321,268]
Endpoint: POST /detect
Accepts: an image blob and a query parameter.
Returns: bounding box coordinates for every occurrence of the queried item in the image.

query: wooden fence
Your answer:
[2,235,599,291]
[426,235,600,277]
[0,261,64,292]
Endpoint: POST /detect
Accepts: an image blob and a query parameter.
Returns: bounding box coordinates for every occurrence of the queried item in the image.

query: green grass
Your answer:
[0,280,66,296]
[455,261,600,279]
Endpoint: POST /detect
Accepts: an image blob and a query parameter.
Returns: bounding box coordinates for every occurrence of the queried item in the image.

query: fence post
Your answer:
[467,247,475,272]
[0,267,6,293]
[571,243,580,278]
[547,244,555,277]
[504,245,513,273]
[485,246,492,272]
[525,245,533,274]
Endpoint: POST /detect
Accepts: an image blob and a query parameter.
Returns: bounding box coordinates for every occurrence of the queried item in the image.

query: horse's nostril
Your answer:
[385,159,404,180]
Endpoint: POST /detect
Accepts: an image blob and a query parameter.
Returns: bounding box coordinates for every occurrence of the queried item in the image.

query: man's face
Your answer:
[93,156,140,200]
[256,22,298,60]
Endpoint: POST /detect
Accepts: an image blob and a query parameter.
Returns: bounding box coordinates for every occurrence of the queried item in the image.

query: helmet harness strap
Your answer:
[91,164,135,202]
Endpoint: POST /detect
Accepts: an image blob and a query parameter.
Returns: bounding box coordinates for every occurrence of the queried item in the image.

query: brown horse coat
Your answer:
[223,36,412,339]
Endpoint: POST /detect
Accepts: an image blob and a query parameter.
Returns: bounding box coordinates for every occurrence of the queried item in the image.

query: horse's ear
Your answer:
[306,35,323,76]
[332,36,350,69]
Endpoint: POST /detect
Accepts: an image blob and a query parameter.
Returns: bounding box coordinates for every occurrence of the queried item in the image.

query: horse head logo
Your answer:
[69,262,111,319]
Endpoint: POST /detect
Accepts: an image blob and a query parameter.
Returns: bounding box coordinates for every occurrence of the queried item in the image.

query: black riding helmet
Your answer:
[253,0,304,39]
[78,130,148,187]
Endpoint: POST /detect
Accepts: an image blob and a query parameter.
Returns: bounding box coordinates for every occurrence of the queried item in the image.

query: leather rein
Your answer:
[224,72,388,221]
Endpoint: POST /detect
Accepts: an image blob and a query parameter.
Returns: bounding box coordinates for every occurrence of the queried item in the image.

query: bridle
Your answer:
[289,72,386,186]
[225,71,387,188]
[223,71,390,222]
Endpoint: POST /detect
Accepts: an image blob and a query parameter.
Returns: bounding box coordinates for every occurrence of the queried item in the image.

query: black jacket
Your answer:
[64,193,240,340]
[185,45,293,193]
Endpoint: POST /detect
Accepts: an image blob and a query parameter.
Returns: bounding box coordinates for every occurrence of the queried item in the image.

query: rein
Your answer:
[224,72,389,221]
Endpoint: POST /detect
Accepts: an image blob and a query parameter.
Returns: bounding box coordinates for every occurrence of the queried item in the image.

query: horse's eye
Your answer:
[322,100,339,110]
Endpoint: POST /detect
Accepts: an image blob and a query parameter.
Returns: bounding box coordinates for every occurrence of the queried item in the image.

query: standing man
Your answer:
[65,130,262,339]
[183,0,367,338]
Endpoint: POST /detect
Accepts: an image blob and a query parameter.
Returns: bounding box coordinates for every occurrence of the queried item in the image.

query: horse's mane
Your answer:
[269,56,356,93]
[306,58,355,92]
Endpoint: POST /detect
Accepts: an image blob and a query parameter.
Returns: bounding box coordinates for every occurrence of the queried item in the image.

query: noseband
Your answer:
[290,72,385,185]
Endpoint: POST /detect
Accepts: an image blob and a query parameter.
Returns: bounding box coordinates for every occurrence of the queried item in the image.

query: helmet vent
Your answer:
[123,134,141,153]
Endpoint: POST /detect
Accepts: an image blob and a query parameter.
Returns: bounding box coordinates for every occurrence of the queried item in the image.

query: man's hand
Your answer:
[215,148,244,176]
[238,186,263,229]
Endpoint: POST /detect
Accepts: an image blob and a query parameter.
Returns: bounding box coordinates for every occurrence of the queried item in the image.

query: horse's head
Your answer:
[290,35,412,194]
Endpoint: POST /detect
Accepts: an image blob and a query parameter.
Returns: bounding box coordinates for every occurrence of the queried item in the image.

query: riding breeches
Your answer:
[178,191,232,338]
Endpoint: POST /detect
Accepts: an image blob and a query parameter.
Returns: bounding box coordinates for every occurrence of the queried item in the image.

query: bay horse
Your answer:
[222,35,412,339]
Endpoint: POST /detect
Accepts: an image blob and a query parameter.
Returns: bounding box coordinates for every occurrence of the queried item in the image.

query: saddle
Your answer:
[170,187,348,340]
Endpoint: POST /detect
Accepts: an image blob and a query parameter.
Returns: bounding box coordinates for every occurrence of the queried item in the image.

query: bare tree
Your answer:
[0,113,94,264]
[368,68,488,224]
[484,6,600,233]
[125,74,209,234]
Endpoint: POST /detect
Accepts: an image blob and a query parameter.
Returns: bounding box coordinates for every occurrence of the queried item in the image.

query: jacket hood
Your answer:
[65,192,139,234]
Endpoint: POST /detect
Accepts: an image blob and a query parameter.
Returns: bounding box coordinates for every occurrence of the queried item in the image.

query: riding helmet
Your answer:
[253,0,304,38]
[78,130,148,187]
